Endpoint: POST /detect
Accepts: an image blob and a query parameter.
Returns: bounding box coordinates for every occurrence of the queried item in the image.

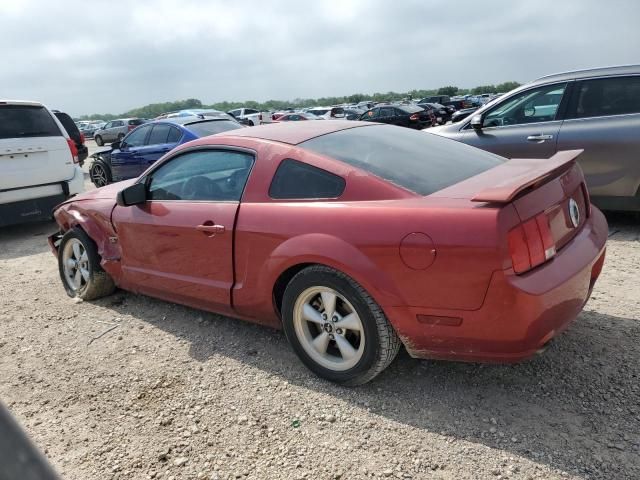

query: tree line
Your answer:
[76,81,521,120]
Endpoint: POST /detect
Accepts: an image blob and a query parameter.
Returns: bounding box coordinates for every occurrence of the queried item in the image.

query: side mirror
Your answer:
[111,141,121,150]
[116,183,147,207]
[470,114,483,130]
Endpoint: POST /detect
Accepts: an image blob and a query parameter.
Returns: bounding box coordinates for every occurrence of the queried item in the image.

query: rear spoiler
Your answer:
[471,150,583,203]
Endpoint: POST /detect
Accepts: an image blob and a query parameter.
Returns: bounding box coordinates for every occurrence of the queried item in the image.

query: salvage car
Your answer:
[430,65,640,211]
[88,115,243,187]
[49,121,607,385]
[0,100,84,227]
[360,105,434,129]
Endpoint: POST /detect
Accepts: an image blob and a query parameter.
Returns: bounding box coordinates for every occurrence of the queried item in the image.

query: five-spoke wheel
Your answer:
[282,265,401,385]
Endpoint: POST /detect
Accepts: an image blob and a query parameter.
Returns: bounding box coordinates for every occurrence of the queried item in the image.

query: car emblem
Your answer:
[568,198,580,228]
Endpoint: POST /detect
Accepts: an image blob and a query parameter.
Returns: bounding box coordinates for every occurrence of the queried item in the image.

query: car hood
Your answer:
[72,179,136,202]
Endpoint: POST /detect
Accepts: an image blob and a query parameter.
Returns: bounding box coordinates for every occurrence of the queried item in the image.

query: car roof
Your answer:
[531,64,640,85]
[0,99,45,106]
[221,120,373,145]
[153,115,232,126]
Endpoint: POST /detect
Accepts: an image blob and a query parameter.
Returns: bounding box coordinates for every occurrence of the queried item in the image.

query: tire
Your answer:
[95,135,103,146]
[248,120,255,126]
[282,265,401,386]
[89,161,112,187]
[57,228,116,300]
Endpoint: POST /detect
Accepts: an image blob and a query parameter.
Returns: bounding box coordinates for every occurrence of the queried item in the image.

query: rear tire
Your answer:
[282,265,401,386]
[58,228,116,300]
[95,135,103,146]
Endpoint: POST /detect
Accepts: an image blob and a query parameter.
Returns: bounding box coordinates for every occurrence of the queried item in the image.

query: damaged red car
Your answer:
[49,121,607,385]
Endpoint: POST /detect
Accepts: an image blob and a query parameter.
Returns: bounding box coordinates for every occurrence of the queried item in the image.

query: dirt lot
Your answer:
[1,189,639,479]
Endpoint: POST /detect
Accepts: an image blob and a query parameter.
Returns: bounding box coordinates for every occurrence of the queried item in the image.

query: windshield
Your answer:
[0,105,61,139]
[301,125,503,195]
[184,119,243,137]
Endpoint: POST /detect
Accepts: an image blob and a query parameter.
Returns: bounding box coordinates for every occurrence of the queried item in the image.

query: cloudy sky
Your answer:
[1,0,638,116]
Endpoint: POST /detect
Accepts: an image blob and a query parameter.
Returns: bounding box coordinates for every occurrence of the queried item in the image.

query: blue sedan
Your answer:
[88,115,243,187]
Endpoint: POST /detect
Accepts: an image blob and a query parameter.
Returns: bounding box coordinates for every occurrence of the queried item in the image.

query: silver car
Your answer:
[430,65,640,211]
[94,118,144,146]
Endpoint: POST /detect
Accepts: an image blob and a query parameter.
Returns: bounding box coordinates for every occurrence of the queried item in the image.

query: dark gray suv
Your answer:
[430,65,640,211]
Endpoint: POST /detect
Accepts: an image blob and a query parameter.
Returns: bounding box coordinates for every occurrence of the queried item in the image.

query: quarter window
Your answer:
[482,83,567,127]
[167,126,182,143]
[570,76,640,118]
[148,150,253,202]
[147,124,172,145]
[269,159,345,200]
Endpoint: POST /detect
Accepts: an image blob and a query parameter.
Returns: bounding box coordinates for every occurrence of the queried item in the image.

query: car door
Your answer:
[377,107,395,125]
[361,108,379,122]
[136,124,183,172]
[110,124,152,181]
[460,82,569,158]
[112,148,254,312]
[556,74,640,205]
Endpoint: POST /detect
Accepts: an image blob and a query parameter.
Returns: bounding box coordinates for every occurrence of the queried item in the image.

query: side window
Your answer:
[122,125,151,147]
[229,109,240,117]
[245,109,259,115]
[365,109,379,119]
[104,122,112,129]
[380,107,394,117]
[167,126,182,143]
[148,150,253,201]
[482,83,567,127]
[147,124,172,145]
[570,76,640,118]
[269,159,346,200]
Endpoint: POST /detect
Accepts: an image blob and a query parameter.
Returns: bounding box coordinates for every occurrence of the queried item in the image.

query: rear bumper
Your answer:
[0,166,84,227]
[0,194,66,227]
[386,207,608,362]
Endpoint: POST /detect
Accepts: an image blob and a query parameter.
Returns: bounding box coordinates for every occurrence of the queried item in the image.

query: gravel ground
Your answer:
[1,191,639,479]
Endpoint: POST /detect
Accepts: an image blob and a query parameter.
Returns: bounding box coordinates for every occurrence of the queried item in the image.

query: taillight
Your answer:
[66,138,79,164]
[128,125,135,131]
[508,212,556,274]
[409,113,419,121]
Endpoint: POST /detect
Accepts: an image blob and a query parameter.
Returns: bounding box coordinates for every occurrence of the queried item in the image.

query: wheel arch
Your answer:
[266,234,405,321]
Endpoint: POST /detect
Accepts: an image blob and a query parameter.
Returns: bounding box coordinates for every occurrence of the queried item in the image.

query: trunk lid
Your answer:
[0,103,74,190]
[432,149,590,253]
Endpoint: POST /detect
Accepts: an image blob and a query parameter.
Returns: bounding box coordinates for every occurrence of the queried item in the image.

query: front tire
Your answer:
[90,161,112,187]
[95,135,103,146]
[58,228,116,300]
[282,265,401,386]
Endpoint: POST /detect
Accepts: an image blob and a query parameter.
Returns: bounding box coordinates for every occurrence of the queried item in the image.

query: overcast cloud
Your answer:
[1,0,638,116]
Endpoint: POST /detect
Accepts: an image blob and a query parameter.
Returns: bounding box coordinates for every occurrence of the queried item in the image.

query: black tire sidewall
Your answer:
[57,228,101,298]
[282,268,382,384]
[90,162,111,187]
[95,135,103,146]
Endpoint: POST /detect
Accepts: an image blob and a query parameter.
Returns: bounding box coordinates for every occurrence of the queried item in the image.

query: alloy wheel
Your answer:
[62,238,90,292]
[91,164,108,187]
[292,287,365,371]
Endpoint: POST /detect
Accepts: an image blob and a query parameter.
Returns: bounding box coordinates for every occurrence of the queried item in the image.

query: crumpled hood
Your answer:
[64,179,136,203]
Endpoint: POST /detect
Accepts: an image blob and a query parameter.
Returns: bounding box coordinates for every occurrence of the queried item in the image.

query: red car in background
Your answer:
[274,112,322,122]
[49,121,607,385]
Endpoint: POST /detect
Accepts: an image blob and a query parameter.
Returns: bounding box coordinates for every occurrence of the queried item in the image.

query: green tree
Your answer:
[437,86,459,96]
[471,85,497,95]
[495,81,521,93]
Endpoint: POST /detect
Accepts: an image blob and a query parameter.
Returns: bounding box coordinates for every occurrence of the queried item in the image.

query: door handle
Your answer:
[196,222,225,235]
[527,134,553,142]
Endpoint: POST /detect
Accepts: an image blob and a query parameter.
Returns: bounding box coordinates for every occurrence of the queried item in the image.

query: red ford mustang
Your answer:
[49,121,607,385]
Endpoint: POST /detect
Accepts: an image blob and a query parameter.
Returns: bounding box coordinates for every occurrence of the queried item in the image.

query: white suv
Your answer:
[0,100,84,227]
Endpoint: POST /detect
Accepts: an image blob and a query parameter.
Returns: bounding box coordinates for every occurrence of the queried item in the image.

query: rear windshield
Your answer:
[128,119,144,126]
[300,125,503,195]
[184,120,242,137]
[54,112,81,142]
[309,109,329,115]
[0,105,61,139]
[398,105,423,113]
